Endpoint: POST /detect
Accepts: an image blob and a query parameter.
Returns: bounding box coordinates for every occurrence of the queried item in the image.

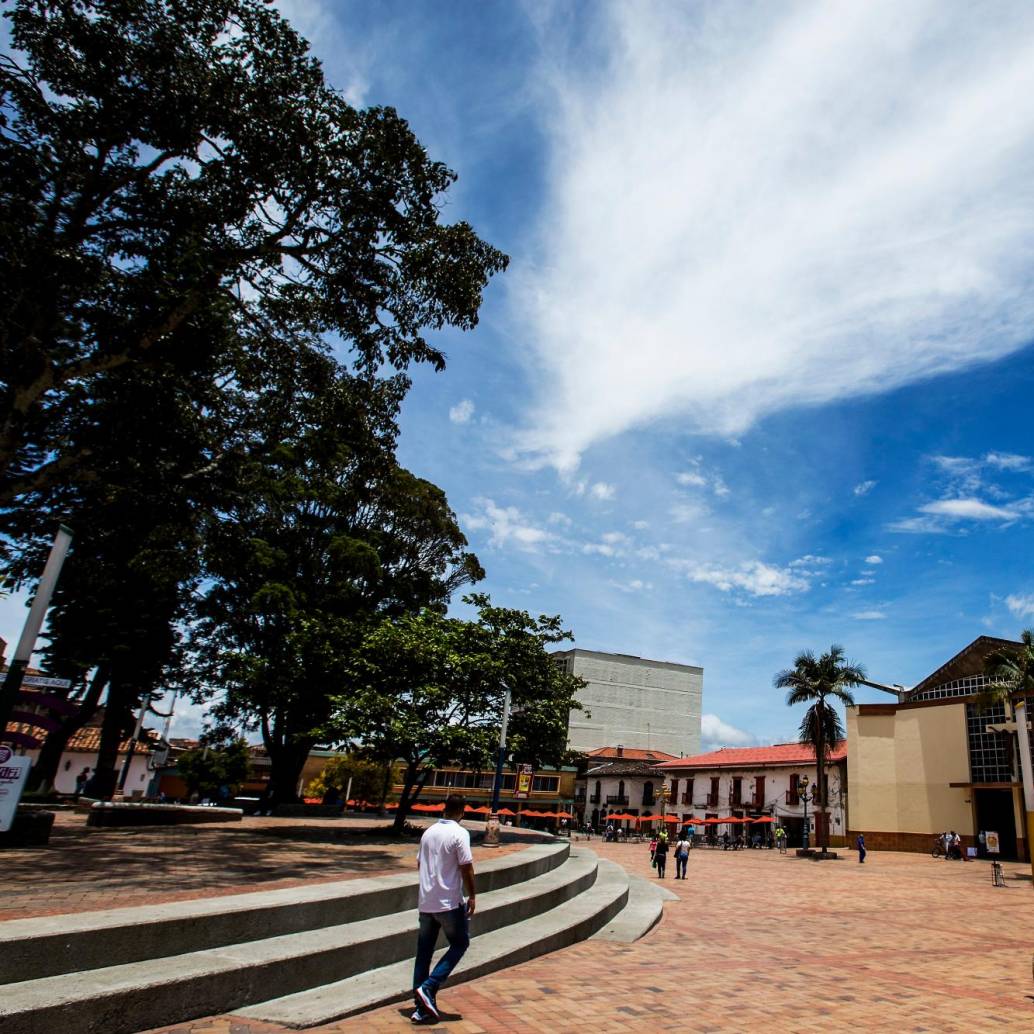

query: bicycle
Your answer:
[931,836,945,858]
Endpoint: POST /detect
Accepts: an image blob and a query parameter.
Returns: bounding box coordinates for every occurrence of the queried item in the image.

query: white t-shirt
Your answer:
[418,818,473,913]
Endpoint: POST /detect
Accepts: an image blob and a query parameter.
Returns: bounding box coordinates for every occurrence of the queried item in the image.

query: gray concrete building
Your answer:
[553,649,702,758]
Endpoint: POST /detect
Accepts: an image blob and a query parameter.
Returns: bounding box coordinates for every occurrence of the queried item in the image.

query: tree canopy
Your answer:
[0,0,506,503]
[329,595,585,831]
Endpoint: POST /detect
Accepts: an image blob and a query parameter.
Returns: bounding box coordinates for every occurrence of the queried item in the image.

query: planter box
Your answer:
[0,807,56,848]
[87,802,242,827]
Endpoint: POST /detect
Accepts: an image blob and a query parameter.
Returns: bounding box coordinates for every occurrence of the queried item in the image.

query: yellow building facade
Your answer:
[847,636,1030,860]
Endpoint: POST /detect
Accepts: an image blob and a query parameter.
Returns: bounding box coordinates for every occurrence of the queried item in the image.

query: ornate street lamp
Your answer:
[797,774,819,850]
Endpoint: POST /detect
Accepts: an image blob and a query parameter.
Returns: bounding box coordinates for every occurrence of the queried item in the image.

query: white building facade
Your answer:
[555,649,702,758]
[654,742,849,848]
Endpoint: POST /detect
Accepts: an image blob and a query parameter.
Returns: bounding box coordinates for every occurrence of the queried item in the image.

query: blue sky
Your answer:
[4,1,1034,748]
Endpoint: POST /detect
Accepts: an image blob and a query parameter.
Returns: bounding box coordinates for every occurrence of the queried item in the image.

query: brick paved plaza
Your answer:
[140,839,1034,1034]
[0,813,522,921]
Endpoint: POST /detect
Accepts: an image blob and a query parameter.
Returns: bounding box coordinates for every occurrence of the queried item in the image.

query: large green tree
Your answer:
[330,595,585,833]
[981,631,1034,711]
[194,360,483,804]
[775,644,864,852]
[0,0,506,503]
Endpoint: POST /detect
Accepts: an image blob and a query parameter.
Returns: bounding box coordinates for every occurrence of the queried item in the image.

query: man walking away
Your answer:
[856,832,866,864]
[654,833,669,878]
[413,794,476,1023]
[674,833,690,879]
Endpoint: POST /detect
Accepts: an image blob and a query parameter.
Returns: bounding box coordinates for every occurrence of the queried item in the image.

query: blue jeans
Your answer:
[414,905,470,995]
[675,852,687,878]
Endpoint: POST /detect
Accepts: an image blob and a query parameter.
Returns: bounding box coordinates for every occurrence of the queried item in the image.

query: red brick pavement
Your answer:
[0,812,523,920]
[141,840,1034,1034]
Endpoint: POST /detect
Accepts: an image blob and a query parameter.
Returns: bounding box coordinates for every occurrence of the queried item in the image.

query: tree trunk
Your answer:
[84,680,134,800]
[27,666,109,793]
[393,761,429,833]
[265,736,313,806]
[815,700,826,852]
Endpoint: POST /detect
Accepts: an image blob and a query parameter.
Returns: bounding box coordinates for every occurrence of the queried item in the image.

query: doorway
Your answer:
[974,788,1017,859]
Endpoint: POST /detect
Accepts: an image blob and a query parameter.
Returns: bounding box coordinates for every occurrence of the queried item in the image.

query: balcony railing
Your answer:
[785,790,800,805]
[606,795,629,805]
[642,795,656,807]
[706,794,719,808]
[589,794,600,804]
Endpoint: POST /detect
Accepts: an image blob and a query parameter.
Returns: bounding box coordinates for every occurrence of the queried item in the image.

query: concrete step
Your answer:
[237,856,630,1028]
[0,840,569,983]
[590,872,676,943]
[0,849,597,1034]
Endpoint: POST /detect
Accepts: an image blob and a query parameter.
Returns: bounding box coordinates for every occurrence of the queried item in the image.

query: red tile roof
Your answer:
[653,741,847,770]
[7,721,161,754]
[584,746,680,763]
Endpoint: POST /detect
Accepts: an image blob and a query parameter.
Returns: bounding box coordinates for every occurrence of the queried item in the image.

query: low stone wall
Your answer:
[848,829,975,855]
[87,802,242,827]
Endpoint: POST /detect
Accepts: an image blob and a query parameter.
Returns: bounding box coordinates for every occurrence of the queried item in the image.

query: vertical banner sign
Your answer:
[0,746,31,832]
[515,764,534,799]
[985,830,1000,855]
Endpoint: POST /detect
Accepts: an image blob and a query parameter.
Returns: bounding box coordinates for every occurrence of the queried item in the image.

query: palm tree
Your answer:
[980,630,1034,712]
[775,645,865,852]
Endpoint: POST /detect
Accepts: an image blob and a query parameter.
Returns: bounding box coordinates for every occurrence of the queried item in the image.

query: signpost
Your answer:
[0,746,31,833]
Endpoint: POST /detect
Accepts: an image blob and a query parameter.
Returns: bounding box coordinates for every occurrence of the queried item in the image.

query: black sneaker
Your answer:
[416,984,440,1020]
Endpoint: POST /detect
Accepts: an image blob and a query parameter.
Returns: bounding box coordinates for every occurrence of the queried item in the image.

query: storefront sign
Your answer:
[985,830,1000,854]
[0,745,31,832]
[515,764,534,799]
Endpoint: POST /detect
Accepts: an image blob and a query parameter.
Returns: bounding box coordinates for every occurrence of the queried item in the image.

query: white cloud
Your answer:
[700,713,761,752]
[676,471,707,487]
[589,482,616,501]
[515,2,1034,469]
[680,560,811,598]
[852,610,887,620]
[547,511,573,527]
[670,501,706,524]
[865,555,883,564]
[462,498,553,551]
[1005,594,1034,620]
[789,555,831,568]
[985,452,1031,471]
[851,577,875,586]
[853,480,877,496]
[449,399,475,424]
[631,519,650,530]
[919,498,1019,521]
[608,578,653,593]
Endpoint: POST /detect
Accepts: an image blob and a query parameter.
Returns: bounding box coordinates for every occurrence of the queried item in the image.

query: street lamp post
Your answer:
[798,774,812,851]
[484,684,511,849]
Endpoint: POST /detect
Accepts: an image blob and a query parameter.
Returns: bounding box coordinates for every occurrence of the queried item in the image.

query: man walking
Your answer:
[856,832,866,863]
[413,794,476,1023]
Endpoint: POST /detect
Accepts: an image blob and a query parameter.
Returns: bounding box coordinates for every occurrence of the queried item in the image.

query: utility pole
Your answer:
[0,525,74,743]
[484,684,512,848]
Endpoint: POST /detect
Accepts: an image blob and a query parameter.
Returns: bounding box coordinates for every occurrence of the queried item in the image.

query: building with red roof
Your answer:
[654,741,849,847]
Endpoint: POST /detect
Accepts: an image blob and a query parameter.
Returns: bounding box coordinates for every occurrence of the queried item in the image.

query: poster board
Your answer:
[985,830,1000,854]
[515,764,534,799]
[0,745,31,832]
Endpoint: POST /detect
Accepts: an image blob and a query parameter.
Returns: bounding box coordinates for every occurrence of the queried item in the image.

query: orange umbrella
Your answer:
[751,815,775,823]
[685,817,706,825]
[607,812,637,822]
[663,814,682,823]
[636,813,660,823]
[465,805,491,814]
[522,809,547,817]
[497,807,517,816]
[556,811,573,818]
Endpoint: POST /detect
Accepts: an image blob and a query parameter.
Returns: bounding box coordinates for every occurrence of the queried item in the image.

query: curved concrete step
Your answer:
[237,854,630,1028]
[0,840,569,983]
[0,849,595,1034]
[590,872,675,942]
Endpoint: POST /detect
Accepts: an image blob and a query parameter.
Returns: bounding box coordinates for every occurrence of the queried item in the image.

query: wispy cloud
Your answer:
[865,555,883,565]
[449,399,476,424]
[852,609,887,620]
[1006,593,1034,620]
[853,480,877,496]
[676,559,812,598]
[515,1,1034,469]
[920,498,1019,521]
[589,482,616,502]
[462,498,554,551]
[985,452,1031,471]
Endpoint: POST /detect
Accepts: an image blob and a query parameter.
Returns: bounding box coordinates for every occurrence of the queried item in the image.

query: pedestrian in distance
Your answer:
[649,834,658,866]
[654,833,669,877]
[856,832,866,863]
[674,833,690,879]
[412,794,476,1024]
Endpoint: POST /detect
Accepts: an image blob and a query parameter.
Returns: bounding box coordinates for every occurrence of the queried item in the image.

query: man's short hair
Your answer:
[444,794,466,817]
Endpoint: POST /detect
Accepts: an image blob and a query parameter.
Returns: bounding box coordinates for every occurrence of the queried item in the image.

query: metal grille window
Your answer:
[911,675,1004,702]
[967,701,1012,783]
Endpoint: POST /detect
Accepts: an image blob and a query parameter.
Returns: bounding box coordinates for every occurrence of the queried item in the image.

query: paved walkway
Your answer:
[1,812,523,920]
[142,841,1034,1034]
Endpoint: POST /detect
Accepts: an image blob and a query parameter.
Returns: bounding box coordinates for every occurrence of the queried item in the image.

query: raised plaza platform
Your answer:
[0,835,664,1033]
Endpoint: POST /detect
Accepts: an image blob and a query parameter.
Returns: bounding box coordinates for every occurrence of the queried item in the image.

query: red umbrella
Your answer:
[465,805,491,814]
[636,813,660,823]
[751,815,775,823]
[607,812,637,822]
[556,811,573,819]
[685,818,706,825]
[522,809,547,817]
[663,814,682,823]
[497,807,517,816]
